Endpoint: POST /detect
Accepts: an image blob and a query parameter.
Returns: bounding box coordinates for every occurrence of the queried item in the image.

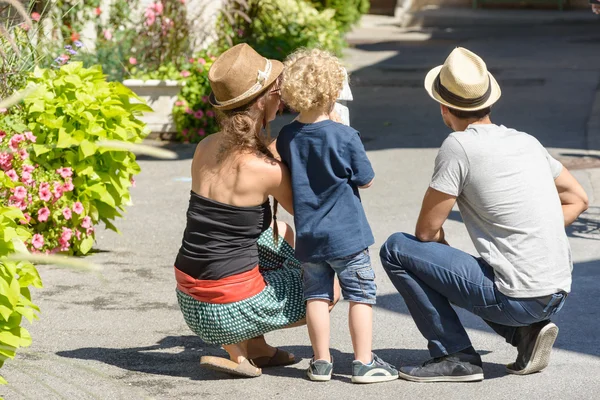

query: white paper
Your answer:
[333,102,350,126]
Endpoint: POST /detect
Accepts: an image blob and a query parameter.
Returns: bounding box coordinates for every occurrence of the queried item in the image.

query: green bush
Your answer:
[172,52,220,143]
[310,0,370,32]
[1,112,97,255]
[0,206,42,386]
[219,0,345,61]
[22,62,150,234]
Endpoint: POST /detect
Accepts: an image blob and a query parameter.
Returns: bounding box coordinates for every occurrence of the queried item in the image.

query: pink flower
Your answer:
[24,131,36,142]
[0,130,5,141]
[9,134,25,151]
[32,234,44,249]
[20,213,31,225]
[0,152,12,170]
[95,7,102,16]
[180,70,191,78]
[73,201,84,215]
[144,8,156,26]
[129,57,137,65]
[81,216,92,229]
[194,109,204,119]
[22,164,34,173]
[52,183,63,200]
[21,171,33,185]
[86,227,95,236]
[38,187,51,201]
[206,110,215,118]
[18,148,28,160]
[153,2,164,14]
[6,169,18,181]
[20,23,29,31]
[31,12,41,21]
[56,167,72,178]
[182,129,189,137]
[103,29,112,41]
[130,177,136,188]
[37,207,50,222]
[13,186,27,200]
[175,100,185,107]
[180,0,186,3]
[61,227,73,242]
[75,229,82,240]
[198,129,206,137]
[62,178,74,192]
[39,182,49,191]
[198,58,206,65]
[185,108,193,115]
[63,208,72,220]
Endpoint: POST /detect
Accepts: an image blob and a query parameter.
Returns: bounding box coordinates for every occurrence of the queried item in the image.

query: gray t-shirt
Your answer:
[431,124,571,298]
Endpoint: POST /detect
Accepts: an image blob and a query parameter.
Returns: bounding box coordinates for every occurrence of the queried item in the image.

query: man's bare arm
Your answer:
[415,187,457,244]
[554,167,589,226]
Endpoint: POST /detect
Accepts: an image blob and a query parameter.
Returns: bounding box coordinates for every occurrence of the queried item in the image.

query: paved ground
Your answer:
[2,14,600,400]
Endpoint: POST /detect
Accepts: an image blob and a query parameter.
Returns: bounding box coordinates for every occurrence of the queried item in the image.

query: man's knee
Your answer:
[380,232,413,271]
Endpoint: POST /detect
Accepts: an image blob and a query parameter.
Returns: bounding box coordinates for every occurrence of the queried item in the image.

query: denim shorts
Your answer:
[302,249,376,305]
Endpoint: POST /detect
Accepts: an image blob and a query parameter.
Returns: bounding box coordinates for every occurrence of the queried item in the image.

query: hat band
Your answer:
[434,74,491,108]
[213,59,273,108]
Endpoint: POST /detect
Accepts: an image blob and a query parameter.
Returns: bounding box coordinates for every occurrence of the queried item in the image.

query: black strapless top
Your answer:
[174,191,272,280]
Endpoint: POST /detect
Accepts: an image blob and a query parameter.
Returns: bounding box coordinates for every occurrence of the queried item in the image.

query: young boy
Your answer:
[276,48,398,384]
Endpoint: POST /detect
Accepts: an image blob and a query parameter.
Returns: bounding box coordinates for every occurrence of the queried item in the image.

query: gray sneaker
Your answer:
[307,358,333,381]
[352,353,399,384]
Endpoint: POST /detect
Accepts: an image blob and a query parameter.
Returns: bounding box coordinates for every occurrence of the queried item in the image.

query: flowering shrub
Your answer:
[172,52,219,143]
[0,118,96,255]
[219,0,345,61]
[22,62,150,235]
[0,205,42,385]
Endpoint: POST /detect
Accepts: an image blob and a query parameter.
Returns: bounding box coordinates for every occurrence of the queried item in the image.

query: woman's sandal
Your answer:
[251,348,295,368]
[200,356,262,378]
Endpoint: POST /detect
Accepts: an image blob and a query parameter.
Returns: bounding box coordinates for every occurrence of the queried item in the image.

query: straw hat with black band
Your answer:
[208,43,284,111]
[424,47,501,112]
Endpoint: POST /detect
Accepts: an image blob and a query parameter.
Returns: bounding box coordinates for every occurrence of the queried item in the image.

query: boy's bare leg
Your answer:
[307,299,331,361]
[349,302,373,364]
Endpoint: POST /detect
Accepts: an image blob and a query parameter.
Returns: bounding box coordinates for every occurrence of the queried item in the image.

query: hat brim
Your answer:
[424,65,501,111]
[209,59,284,111]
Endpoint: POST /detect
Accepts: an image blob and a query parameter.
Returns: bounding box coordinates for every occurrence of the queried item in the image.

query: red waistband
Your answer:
[174,266,266,304]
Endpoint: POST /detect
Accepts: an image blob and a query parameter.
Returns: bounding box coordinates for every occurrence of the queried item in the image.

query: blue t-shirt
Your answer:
[276,120,375,263]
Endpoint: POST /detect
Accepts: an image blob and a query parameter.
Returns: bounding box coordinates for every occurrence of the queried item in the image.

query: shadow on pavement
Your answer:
[56,338,507,381]
[375,258,600,359]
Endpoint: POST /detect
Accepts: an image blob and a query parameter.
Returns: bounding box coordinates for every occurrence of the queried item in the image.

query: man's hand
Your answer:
[437,227,450,246]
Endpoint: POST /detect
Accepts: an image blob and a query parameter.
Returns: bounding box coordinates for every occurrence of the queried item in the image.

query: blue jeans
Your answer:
[380,233,567,358]
[303,249,377,305]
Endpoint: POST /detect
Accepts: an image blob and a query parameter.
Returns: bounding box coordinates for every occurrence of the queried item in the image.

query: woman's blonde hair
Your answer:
[281,48,345,114]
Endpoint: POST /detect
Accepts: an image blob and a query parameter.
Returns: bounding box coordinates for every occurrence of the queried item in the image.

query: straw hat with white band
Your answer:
[208,43,284,111]
[424,47,501,112]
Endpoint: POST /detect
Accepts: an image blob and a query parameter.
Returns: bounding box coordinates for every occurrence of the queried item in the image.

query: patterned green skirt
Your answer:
[176,227,306,345]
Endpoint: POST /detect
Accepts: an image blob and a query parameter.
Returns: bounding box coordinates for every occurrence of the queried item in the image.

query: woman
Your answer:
[174,43,305,378]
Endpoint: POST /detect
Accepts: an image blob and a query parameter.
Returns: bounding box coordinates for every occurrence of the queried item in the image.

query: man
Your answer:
[380,47,589,383]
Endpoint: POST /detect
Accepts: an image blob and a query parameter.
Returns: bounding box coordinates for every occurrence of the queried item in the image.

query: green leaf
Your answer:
[80,140,97,158]
[79,237,94,255]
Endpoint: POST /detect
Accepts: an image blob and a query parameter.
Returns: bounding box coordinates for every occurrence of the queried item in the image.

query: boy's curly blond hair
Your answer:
[282,48,345,114]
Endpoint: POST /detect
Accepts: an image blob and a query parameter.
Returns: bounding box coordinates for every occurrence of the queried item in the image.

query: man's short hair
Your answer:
[448,106,491,120]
